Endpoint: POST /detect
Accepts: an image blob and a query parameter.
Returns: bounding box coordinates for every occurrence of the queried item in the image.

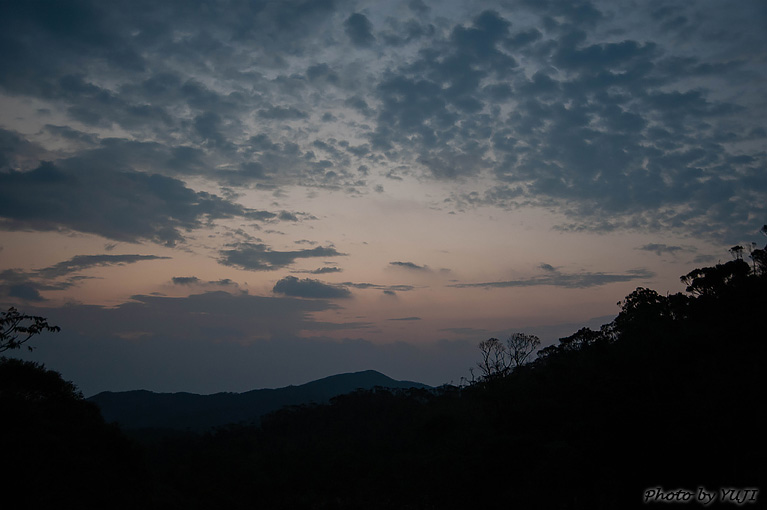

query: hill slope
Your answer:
[88,370,429,431]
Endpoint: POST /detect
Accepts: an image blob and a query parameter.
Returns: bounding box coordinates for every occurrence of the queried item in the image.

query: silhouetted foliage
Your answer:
[680,259,751,297]
[0,358,150,509]
[0,307,59,352]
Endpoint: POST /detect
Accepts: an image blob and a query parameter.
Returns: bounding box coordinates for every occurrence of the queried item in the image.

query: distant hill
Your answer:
[88,370,430,431]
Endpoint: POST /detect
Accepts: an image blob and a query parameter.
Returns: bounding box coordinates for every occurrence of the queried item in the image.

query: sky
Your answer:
[1,0,765,396]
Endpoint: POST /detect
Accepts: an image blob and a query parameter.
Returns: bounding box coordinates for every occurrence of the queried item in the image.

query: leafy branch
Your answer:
[0,307,60,353]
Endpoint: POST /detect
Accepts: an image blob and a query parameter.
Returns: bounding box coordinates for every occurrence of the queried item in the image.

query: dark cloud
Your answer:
[273,276,351,299]
[171,276,200,285]
[312,267,342,274]
[292,267,343,275]
[365,5,764,241]
[1,253,169,302]
[389,261,429,271]
[379,18,435,47]
[0,0,339,98]
[278,211,299,221]
[171,276,240,289]
[220,243,346,271]
[0,269,70,303]
[636,244,694,256]
[450,268,654,289]
[343,282,416,292]
[344,13,375,47]
[43,125,99,145]
[388,316,421,321]
[370,10,519,178]
[8,284,45,302]
[307,63,340,86]
[257,106,309,120]
[0,149,280,246]
[37,254,170,279]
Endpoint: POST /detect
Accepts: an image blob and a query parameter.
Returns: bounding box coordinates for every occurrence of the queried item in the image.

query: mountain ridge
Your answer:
[88,369,430,431]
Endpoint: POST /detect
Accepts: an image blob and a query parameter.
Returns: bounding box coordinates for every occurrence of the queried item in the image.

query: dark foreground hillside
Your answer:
[0,357,150,510]
[2,252,765,509]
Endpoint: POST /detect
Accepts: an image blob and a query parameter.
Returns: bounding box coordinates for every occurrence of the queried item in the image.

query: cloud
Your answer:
[257,106,309,120]
[388,316,421,321]
[311,267,342,274]
[0,0,764,246]
[389,261,429,271]
[220,243,346,271]
[367,5,763,241]
[343,282,416,292]
[344,13,375,47]
[7,284,46,302]
[82,291,344,341]
[171,276,201,286]
[0,157,277,246]
[37,254,170,279]
[450,268,654,289]
[273,276,351,299]
[636,244,694,256]
[170,276,241,291]
[291,266,343,275]
[0,269,68,302]
[1,253,170,302]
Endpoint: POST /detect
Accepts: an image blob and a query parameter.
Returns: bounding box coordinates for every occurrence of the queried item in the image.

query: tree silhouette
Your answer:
[507,332,540,367]
[0,307,60,353]
[477,333,540,379]
[477,337,507,379]
[680,259,750,297]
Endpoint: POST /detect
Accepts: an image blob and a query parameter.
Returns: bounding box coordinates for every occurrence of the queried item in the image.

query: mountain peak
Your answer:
[89,370,429,431]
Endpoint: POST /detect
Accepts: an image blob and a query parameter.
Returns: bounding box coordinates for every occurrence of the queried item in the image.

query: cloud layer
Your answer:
[0,0,763,244]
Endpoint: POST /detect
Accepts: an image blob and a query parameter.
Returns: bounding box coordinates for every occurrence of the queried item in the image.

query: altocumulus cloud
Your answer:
[0,1,763,244]
[273,276,351,299]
